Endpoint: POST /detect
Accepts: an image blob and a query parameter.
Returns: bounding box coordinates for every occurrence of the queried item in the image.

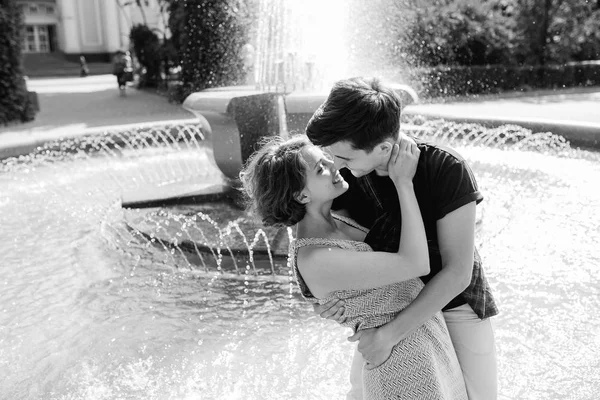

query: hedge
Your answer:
[408,61,600,98]
[0,0,36,125]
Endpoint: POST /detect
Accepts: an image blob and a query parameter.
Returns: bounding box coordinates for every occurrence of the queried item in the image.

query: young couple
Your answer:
[240,77,498,400]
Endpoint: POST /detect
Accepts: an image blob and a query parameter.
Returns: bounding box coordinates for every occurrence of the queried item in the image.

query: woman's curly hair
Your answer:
[239,135,311,227]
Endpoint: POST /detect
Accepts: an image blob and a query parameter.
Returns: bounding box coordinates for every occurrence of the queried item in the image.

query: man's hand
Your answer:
[348,327,396,369]
[313,299,346,323]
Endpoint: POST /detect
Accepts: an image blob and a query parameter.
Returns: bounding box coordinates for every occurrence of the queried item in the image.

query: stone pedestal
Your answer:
[228,93,289,172]
[183,88,288,181]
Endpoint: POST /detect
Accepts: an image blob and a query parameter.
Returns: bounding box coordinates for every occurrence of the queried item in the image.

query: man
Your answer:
[305,77,498,400]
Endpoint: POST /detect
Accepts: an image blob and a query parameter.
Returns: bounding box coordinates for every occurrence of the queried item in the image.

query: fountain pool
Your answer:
[1,120,599,399]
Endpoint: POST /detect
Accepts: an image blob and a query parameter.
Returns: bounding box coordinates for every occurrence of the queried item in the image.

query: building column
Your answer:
[117,3,132,51]
[102,0,122,53]
[57,0,81,54]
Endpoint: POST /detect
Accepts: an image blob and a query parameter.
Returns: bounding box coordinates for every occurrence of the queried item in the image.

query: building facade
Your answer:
[17,0,167,61]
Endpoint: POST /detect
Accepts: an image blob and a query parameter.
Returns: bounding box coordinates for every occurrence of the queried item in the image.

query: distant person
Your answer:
[112,50,133,96]
[79,55,89,77]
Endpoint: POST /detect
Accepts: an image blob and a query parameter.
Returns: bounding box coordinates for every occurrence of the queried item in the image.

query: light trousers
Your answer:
[347,304,498,400]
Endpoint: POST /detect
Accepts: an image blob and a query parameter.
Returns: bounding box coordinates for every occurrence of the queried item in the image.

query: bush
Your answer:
[0,0,36,124]
[129,24,162,88]
[575,9,600,61]
[180,0,250,94]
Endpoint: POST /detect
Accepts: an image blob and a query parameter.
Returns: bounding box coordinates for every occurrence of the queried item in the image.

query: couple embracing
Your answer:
[240,77,498,400]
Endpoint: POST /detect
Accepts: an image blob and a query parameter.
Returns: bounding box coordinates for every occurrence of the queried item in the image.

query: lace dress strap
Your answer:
[331,213,369,233]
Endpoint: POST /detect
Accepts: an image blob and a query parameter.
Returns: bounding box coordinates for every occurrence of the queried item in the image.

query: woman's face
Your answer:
[300,145,349,204]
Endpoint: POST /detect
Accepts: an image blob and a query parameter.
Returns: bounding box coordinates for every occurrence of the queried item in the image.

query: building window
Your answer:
[21,2,55,15]
[22,25,53,53]
[37,25,49,52]
[25,26,36,52]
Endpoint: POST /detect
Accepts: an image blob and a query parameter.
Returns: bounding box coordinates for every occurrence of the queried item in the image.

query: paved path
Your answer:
[407,87,600,124]
[0,75,195,155]
[406,87,600,148]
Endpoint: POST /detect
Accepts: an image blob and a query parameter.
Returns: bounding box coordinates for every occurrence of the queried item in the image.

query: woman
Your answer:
[240,135,467,400]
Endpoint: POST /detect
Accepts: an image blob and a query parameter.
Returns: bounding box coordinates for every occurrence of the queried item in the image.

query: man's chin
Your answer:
[350,169,367,178]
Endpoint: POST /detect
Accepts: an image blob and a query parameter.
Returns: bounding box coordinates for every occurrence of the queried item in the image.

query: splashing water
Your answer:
[1,121,599,399]
[251,0,411,92]
[254,0,350,91]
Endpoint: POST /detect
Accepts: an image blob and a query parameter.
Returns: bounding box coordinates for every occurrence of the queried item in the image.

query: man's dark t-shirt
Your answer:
[332,140,498,318]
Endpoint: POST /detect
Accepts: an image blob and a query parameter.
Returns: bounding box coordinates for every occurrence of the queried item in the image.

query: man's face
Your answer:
[327,141,389,177]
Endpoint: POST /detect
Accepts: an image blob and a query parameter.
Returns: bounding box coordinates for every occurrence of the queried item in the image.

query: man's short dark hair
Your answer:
[306,77,402,152]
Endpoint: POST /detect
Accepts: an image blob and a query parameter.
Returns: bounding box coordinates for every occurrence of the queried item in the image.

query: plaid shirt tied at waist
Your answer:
[364,211,499,320]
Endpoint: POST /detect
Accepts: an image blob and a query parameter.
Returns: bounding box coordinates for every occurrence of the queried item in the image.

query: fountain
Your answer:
[179,0,418,183]
[116,0,421,272]
[1,2,599,399]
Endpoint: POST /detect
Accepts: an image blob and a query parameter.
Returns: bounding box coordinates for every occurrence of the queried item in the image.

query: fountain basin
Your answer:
[2,117,599,398]
[123,201,292,275]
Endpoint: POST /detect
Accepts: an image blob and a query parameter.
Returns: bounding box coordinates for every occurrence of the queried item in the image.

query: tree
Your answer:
[511,0,600,64]
[0,0,36,124]
[161,0,186,67]
[180,0,252,93]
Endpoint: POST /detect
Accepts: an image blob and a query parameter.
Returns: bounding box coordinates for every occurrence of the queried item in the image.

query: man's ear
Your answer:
[294,190,310,204]
[376,140,393,156]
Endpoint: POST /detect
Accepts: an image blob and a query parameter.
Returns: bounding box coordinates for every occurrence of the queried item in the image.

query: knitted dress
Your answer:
[289,215,467,400]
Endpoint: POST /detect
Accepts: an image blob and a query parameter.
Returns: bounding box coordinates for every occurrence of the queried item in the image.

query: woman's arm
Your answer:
[298,140,429,298]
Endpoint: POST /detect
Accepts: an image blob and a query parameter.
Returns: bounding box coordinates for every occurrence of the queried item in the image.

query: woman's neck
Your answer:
[296,202,338,239]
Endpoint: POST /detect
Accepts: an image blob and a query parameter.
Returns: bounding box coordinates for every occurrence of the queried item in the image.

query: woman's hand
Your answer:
[313,299,346,323]
[387,137,420,187]
[348,327,395,369]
